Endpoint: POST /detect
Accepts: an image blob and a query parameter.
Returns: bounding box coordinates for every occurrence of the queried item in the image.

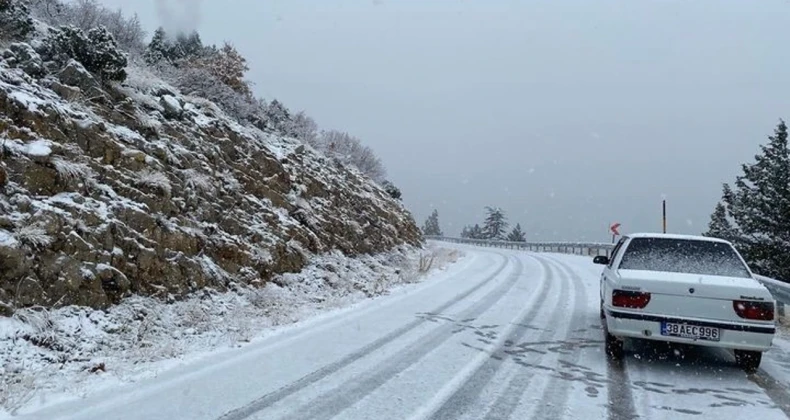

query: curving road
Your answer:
[19,244,790,419]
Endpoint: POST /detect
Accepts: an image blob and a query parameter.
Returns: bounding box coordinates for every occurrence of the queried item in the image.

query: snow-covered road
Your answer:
[17,245,790,419]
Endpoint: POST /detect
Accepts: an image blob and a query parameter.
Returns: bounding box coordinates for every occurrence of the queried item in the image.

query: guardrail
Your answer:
[755,275,790,314]
[424,236,614,257]
[426,236,790,311]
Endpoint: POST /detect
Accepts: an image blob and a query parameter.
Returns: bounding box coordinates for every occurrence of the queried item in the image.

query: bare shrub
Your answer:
[319,130,386,182]
[51,157,93,184]
[182,168,214,195]
[418,253,435,273]
[135,169,171,195]
[0,373,36,415]
[176,299,212,333]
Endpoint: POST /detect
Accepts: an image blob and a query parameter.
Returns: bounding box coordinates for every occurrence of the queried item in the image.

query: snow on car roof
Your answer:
[626,232,731,243]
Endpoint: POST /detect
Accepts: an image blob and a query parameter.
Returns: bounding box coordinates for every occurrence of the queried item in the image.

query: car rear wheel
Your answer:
[605,329,624,360]
[734,350,762,373]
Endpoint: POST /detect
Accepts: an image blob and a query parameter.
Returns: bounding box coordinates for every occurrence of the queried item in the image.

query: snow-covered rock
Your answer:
[56,59,98,92]
[159,94,182,119]
[23,139,51,159]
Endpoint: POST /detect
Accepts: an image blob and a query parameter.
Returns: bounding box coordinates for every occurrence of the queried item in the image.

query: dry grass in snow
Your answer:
[0,245,461,416]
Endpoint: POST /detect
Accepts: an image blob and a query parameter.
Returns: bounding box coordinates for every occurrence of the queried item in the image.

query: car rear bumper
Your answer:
[604,307,775,352]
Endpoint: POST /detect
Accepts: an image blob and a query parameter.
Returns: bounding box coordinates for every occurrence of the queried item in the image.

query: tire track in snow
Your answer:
[217,253,511,420]
[285,258,524,420]
[427,255,561,420]
[280,256,526,420]
[606,358,637,420]
[548,254,637,420]
[529,256,590,420]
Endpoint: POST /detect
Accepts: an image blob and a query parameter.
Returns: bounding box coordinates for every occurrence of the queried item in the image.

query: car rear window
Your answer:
[618,238,752,278]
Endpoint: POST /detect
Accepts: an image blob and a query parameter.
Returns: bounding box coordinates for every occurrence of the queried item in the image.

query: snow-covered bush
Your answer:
[168,65,258,122]
[51,157,93,184]
[38,25,128,82]
[14,224,53,249]
[262,99,293,134]
[135,169,171,195]
[0,0,34,41]
[176,299,212,333]
[182,168,214,195]
[193,42,252,97]
[219,169,241,192]
[320,130,387,182]
[382,180,402,200]
[29,0,146,54]
[291,111,319,148]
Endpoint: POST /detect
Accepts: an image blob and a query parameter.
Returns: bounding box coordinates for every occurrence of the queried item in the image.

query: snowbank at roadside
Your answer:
[0,245,462,417]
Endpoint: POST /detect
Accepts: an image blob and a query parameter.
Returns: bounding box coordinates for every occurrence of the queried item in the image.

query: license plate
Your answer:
[660,322,720,341]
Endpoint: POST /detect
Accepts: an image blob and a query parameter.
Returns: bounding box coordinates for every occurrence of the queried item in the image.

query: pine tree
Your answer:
[39,25,127,82]
[483,207,509,240]
[704,202,736,242]
[144,27,170,65]
[381,180,401,200]
[716,120,790,280]
[173,31,204,60]
[264,99,292,133]
[507,223,526,242]
[469,224,484,239]
[422,209,442,236]
[460,225,471,238]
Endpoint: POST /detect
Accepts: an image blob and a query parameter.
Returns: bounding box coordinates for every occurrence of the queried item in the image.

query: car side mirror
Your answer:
[593,256,609,265]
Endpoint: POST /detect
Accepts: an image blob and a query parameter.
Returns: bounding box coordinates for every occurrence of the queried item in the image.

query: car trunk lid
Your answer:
[615,270,774,322]
[617,269,772,301]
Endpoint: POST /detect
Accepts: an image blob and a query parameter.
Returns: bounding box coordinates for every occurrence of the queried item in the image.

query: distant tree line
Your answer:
[705,120,790,281]
[3,0,400,198]
[458,207,526,242]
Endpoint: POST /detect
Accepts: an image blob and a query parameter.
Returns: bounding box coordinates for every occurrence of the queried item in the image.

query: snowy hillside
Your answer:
[0,40,421,313]
[0,6,428,414]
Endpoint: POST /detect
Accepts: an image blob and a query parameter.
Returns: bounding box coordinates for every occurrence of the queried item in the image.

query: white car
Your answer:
[596,233,776,372]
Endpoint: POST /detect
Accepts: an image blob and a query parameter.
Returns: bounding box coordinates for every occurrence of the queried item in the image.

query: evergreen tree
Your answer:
[264,99,292,133]
[507,223,526,242]
[422,209,442,236]
[381,180,401,200]
[0,0,34,41]
[715,120,790,280]
[144,27,170,65]
[39,25,128,82]
[173,31,204,60]
[460,225,471,238]
[469,224,484,239]
[703,202,736,242]
[483,207,509,240]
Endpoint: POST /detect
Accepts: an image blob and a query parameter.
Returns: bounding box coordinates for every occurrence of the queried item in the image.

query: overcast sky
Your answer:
[99,0,790,242]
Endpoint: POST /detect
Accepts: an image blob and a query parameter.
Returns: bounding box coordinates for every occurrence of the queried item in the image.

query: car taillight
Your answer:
[733,300,774,321]
[612,290,651,309]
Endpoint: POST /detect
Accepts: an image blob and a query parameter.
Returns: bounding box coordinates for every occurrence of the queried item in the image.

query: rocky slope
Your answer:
[0,41,421,314]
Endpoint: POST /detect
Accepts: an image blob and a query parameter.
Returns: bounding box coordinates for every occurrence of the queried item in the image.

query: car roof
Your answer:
[625,232,731,244]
